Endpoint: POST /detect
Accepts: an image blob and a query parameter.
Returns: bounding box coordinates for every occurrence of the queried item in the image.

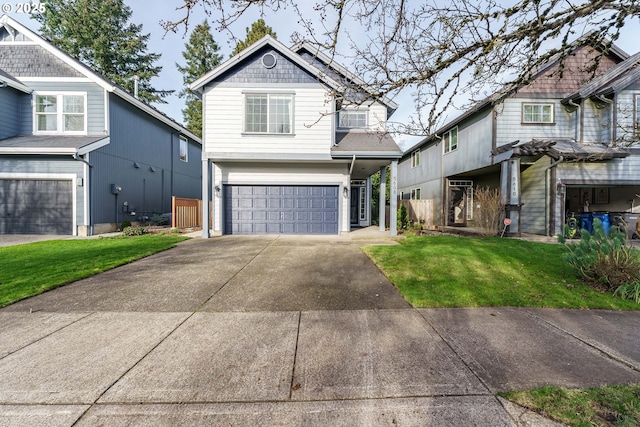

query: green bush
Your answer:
[615,281,640,304]
[397,204,409,230]
[120,220,132,230]
[150,214,169,226]
[122,226,148,236]
[559,218,640,292]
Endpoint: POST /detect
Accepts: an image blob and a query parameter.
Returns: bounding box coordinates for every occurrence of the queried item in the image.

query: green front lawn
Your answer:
[363,234,639,310]
[0,234,188,307]
[500,384,640,427]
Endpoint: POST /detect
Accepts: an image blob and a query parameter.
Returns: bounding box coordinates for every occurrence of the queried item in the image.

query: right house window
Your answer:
[443,127,458,153]
[522,103,554,124]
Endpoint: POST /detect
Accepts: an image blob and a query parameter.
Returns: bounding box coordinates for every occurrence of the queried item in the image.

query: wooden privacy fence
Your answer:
[172,196,202,229]
[399,199,435,229]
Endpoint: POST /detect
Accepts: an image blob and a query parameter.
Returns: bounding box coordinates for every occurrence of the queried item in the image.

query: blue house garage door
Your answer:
[0,179,73,235]
[224,185,339,235]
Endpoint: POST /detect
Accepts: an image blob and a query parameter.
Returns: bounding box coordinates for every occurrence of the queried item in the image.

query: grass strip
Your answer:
[0,234,188,307]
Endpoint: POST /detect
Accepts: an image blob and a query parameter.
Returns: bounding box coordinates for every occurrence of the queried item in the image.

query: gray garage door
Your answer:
[0,180,73,235]
[224,185,339,235]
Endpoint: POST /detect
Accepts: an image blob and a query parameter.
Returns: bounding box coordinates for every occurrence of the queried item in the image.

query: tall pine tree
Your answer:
[176,20,222,137]
[34,0,170,104]
[231,19,277,56]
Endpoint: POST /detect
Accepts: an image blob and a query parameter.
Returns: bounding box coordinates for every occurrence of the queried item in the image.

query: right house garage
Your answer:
[224,185,339,235]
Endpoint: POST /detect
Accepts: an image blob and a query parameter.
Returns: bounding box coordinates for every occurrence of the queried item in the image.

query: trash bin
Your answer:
[592,212,610,236]
[580,212,593,234]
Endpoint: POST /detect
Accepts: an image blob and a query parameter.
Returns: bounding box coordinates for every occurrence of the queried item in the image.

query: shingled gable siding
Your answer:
[217,48,319,84]
[518,46,619,95]
[0,45,84,78]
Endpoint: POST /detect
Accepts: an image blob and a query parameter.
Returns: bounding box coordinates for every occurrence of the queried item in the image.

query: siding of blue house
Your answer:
[91,95,200,226]
[0,86,21,139]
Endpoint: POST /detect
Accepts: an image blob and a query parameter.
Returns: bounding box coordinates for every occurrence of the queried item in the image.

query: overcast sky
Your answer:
[7,1,640,148]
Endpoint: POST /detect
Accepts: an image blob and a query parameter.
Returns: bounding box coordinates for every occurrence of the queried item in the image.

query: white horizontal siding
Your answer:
[368,102,387,131]
[559,156,640,183]
[442,112,493,176]
[581,100,611,143]
[496,99,575,147]
[615,90,637,143]
[203,85,333,156]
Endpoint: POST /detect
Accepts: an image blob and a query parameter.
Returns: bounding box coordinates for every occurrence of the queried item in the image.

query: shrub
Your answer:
[150,214,169,226]
[474,186,503,236]
[122,226,148,236]
[397,204,409,230]
[120,220,132,230]
[559,218,640,292]
[615,281,640,304]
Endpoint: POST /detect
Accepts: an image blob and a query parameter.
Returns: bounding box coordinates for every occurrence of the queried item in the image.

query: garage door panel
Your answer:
[0,180,72,235]
[224,185,339,235]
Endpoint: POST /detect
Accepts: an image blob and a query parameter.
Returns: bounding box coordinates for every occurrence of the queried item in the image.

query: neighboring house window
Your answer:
[411,188,421,200]
[443,127,458,153]
[522,103,554,124]
[635,94,640,132]
[411,149,420,168]
[338,109,367,129]
[244,93,293,134]
[179,136,188,162]
[34,93,86,134]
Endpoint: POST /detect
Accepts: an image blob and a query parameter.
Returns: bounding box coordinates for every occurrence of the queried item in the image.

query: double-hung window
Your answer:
[35,92,87,134]
[522,103,554,124]
[244,93,293,134]
[443,127,458,153]
[338,109,368,129]
[411,188,421,200]
[411,149,420,168]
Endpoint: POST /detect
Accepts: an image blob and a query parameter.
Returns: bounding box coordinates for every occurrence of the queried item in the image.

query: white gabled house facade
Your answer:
[191,36,402,236]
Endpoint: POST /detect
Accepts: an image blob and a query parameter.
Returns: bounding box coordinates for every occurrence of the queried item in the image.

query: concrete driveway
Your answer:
[1,235,640,426]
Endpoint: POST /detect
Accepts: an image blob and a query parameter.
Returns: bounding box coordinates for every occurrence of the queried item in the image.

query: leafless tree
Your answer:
[163,0,640,136]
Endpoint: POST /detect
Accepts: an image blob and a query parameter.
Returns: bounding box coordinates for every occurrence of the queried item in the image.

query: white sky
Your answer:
[6,1,640,149]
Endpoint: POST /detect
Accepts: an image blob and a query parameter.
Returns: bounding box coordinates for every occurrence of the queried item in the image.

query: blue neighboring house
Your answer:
[0,15,202,235]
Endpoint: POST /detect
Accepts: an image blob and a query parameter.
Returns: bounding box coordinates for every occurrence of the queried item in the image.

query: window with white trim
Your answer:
[411,149,420,168]
[443,127,458,153]
[179,136,188,162]
[338,109,367,128]
[411,188,421,200]
[522,103,554,124]
[35,92,87,134]
[244,93,293,134]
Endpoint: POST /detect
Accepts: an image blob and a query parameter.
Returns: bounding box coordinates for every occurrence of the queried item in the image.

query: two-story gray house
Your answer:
[0,15,201,236]
[399,36,639,237]
[190,36,402,236]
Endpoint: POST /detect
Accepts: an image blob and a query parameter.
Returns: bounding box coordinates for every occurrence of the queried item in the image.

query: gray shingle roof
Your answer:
[0,45,83,78]
[332,132,402,158]
[494,138,629,161]
[0,134,108,153]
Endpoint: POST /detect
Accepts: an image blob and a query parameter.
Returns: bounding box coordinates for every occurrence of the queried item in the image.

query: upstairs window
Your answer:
[635,95,640,131]
[338,109,368,129]
[35,93,86,134]
[443,127,458,153]
[179,136,188,162]
[522,103,554,124]
[411,149,420,168]
[244,93,293,134]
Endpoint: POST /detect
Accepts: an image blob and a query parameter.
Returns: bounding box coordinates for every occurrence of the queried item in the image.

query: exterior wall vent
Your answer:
[261,53,277,69]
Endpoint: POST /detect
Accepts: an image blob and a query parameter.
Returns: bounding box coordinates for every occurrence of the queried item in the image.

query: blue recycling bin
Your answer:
[592,213,610,236]
[580,213,593,234]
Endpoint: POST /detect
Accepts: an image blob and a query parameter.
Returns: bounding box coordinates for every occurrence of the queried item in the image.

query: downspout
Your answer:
[349,154,356,175]
[545,156,564,236]
[72,153,93,235]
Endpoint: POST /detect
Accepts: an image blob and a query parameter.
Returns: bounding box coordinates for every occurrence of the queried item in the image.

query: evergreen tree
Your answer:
[34,0,170,104]
[231,19,276,56]
[176,20,222,137]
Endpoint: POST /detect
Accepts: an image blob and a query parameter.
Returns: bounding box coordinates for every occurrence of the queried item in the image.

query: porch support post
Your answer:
[379,165,386,232]
[201,159,210,239]
[389,160,398,236]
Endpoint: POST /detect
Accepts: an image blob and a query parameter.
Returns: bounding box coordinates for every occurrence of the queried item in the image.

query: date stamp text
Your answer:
[2,3,46,14]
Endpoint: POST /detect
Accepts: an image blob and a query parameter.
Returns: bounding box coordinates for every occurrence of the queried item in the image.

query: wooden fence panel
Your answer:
[172,196,202,229]
[399,199,435,229]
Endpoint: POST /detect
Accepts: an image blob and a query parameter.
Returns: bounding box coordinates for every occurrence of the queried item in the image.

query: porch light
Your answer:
[343,186,349,198]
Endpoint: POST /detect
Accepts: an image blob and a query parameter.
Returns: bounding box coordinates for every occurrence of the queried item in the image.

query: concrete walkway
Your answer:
[1,234,639,426]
